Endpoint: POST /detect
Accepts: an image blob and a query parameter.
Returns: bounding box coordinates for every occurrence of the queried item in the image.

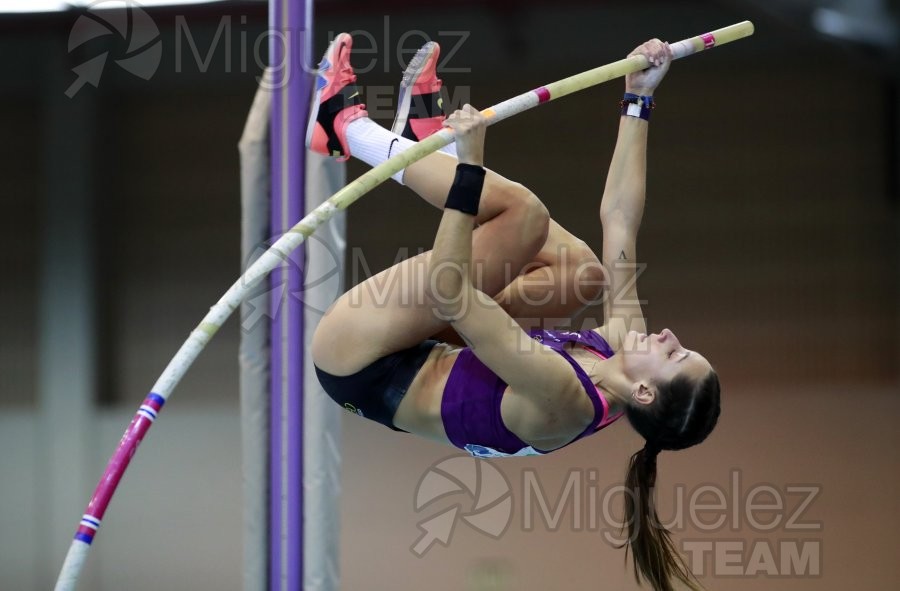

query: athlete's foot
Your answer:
[391,41,446,141]
[306,32,368,161]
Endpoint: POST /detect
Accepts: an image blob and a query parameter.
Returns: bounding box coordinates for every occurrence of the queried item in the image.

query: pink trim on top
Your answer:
[581,346,625,430]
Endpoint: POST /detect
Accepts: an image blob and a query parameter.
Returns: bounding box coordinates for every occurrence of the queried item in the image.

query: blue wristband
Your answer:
[620,93,655,121]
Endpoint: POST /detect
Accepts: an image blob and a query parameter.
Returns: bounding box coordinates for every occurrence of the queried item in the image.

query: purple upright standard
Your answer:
[270,1,312,590]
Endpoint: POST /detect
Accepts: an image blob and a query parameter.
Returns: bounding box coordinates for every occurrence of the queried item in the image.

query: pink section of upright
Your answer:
[83,397,159,522]
[701,32,716,49]
[534,86,551,103]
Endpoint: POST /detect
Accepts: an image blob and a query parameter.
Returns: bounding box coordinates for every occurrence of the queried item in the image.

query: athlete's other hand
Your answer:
[626,39,672,96]
[446,104,487,167]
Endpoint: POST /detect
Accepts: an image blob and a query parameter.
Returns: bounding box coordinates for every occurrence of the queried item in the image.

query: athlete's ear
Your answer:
[631,383,656,406]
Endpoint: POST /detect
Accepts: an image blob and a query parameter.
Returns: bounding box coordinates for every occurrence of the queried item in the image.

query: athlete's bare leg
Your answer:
[312,152,549,375]
[312,148,605,374]
[404,152,606,337]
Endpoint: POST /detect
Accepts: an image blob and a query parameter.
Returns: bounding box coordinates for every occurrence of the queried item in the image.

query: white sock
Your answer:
[345,117,460,183]
[345,118,415,184]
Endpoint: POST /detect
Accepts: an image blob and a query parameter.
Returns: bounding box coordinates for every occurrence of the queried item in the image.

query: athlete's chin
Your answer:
[624,330,649,352]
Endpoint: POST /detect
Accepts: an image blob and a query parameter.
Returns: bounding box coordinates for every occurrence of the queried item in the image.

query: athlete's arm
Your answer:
[596,39,671,350]
[427,106,588,440]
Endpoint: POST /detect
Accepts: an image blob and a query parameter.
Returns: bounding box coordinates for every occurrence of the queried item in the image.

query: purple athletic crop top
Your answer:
[441,329,624,458]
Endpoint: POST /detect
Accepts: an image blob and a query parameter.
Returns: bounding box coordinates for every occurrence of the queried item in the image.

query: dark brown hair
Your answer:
[621,371,721,591]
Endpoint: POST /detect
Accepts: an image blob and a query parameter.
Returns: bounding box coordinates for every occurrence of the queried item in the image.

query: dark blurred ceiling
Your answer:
[3,0,898,65]
[725,0,898,55]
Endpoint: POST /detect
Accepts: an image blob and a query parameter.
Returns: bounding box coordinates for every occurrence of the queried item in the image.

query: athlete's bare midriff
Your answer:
[392,342,459,445]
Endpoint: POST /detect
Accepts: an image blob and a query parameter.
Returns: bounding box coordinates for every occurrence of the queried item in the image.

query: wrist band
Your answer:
[444,163,485,216]
[620,93,655,121]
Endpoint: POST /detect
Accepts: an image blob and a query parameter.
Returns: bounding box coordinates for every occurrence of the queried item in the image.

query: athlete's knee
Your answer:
[501,181,550,250]
[565,240,606,304]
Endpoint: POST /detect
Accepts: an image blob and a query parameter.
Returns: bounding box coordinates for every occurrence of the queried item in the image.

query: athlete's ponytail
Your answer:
[621,444,701,591]
[621,371,721,591]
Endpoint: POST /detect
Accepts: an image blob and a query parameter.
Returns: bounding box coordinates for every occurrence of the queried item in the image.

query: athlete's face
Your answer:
[622,328,712,392]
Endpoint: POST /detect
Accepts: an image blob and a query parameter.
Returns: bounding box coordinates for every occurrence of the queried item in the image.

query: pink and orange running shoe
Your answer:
[391,41,446,141]
[306,32,367,161]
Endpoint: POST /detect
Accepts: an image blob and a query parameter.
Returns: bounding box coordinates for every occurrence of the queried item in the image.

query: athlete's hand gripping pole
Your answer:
[53,20,754,591]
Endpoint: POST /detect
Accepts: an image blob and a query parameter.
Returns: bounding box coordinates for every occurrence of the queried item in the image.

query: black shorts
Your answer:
[314,340,438,432]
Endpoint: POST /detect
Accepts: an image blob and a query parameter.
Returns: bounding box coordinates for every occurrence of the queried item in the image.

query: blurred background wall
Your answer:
[0,0,897,590]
